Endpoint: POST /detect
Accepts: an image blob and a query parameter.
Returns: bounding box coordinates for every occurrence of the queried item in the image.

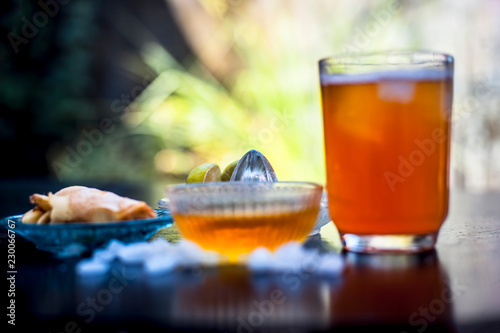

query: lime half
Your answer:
[187,163,221,183]
[221,160,239,181]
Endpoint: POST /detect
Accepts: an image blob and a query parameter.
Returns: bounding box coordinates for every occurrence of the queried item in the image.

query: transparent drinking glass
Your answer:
[166,181,323,262]
[319,51,453,253]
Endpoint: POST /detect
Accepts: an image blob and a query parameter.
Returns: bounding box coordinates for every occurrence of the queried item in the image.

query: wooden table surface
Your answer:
[1,190,500,333]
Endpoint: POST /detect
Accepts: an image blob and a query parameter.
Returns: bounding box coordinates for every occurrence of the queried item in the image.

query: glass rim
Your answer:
[166,181,323,193]
[319,50,454,71]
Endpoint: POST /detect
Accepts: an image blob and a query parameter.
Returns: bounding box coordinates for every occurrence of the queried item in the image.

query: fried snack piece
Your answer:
[22,186,157,224]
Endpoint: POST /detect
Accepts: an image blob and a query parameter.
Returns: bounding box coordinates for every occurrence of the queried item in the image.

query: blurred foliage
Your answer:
[52,0,332,185]
[133,41,325,183]
[3,0,500,191]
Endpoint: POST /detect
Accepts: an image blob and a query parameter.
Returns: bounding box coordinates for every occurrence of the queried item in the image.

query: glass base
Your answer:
[341,233,437,254]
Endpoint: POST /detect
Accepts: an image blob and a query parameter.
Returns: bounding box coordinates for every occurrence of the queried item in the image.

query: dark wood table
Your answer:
[2,189,500,332]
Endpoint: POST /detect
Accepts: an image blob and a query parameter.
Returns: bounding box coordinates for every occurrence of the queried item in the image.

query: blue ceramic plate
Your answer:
[0,209,172,256]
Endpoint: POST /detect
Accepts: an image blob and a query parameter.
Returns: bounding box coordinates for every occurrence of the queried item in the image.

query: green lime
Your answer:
[186,163,221,183]
[221,160,239,181]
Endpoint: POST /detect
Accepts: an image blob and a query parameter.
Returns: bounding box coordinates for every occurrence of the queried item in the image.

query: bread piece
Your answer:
[22,186,157,224]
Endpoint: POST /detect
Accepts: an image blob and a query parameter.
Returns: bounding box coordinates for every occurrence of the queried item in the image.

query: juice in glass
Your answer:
[166,182,323,261]
[319,51,453,252]
[173,206,319,261]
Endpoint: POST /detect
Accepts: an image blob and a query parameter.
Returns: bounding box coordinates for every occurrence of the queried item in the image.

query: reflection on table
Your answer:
[330,251,457,332]
[71,248,457,332]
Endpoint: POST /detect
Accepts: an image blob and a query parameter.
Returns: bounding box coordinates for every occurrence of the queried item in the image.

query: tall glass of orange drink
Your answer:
[319,51,453,253]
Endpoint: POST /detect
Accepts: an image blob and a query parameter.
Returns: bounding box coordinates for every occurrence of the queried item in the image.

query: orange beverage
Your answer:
[319,52,453,252]
[330,252,455,329]
[166,182,323,261]
[173,206,319,261]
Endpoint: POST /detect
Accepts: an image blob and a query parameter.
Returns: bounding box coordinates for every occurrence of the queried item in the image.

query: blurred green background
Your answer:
[1,0,500,208]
